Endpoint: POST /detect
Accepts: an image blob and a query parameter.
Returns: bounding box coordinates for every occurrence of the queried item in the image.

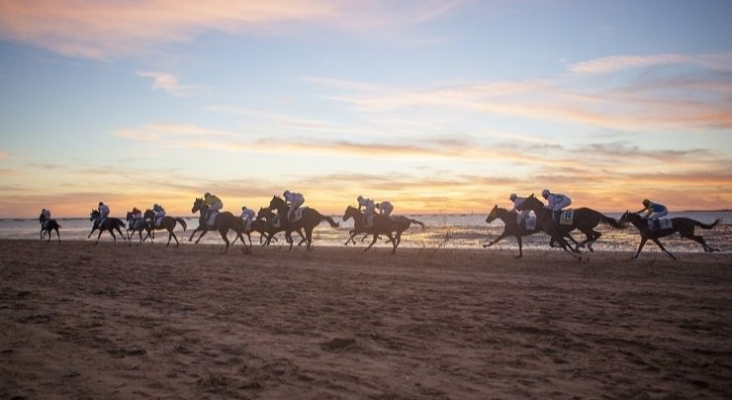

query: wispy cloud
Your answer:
[135,71,204,97]
[0,0,463,60]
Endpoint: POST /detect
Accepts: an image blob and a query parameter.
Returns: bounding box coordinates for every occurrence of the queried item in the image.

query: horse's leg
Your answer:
[681,231,717,252]
[364,233,379,252]
[95,229,104,244]
[483,231,511,248]
[195,229,208,244]
[345,229,356,245]
[218,228,230,253]
[303,228,313,251]
[516,235,523,258]
[650,237,676,260]
[109,228,117,242]
[166,229,173,247]
[189,227,200,241]
[388,232,398,254]
[55,228,61,242]
[633,237,648,259]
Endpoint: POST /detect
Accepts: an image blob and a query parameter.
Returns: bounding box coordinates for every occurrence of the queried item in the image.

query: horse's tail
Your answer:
[176,218,187,231]
[409,219,425,229]
[693,218,721,230]
[115,218,125,228]
[599,213,625,229]
[322,215,340,228]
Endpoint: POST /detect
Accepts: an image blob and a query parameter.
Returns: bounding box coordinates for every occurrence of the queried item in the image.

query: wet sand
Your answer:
[1,239,731,399]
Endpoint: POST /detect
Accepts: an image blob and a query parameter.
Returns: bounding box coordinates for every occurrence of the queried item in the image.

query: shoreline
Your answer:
[2,240,731,399]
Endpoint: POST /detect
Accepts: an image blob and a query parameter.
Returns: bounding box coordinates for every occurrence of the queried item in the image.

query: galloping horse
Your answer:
[483,205,544,258]
[253,207,302,246]
[268,196,339,251]
[189,198,248,253]
[126,212,152,244]
[517,194,625,253]
[39,212,61,242]
[342,206,425,254]
[619,211,720,260]
[143,209,187,247]
[89,209,126,244]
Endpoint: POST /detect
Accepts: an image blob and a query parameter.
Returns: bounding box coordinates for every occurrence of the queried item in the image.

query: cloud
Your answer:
[567,53,732,75]
[0,0,463,60]
[0,150,10,159]
[305,52,732,131]
[135,71,204,97]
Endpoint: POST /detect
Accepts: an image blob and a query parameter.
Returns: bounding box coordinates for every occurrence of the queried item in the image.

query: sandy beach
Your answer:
[1,239,731,399]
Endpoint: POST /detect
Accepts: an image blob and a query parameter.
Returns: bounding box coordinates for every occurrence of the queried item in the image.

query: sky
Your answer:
[1,0,731,218]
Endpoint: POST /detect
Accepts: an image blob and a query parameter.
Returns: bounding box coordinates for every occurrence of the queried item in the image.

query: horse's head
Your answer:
[486,205,500,223]
[257,207,274,220]
[516,194,541,212]
[191,197,206,214]
[90,209,100,220]
[144,209,155,219]
[126,211,133,221]
[342,205,360,221]
[269,195,286,212]
[618,211,636,226]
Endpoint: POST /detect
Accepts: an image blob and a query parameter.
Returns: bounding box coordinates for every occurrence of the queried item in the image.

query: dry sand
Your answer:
[1,239,731,399]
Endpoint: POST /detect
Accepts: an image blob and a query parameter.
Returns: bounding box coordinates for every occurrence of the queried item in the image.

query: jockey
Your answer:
[240,206,255,230]
[153,204,166,226]
[509,193,531,227]
[283,190,304,222]
[99,201,110,224]
[636,199,668,228]
[541,189,571,225]
[204,192,223,222]
[357,195,376,227]
[39,208,51,227]
[240,206,255,222]
[129,207,143,229]
[376,200,394,218]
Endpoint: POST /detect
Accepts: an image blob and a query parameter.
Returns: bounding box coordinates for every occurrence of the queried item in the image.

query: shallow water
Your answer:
[3,211,730,254]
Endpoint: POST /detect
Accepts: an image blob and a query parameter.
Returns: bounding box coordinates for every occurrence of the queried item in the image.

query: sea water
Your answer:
[2,212,730,253]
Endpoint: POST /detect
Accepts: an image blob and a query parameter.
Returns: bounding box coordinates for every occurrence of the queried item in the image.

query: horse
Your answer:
[143,209,188,247]
[39,213,61,242]
[482,205,546,258]
[517,194,625,253]
[514,195,580,257]
[126,211,153,244]
[88,209,126,244]
[251,207,303,246]
[619,211,720,260]
[189,197,249,254]
[341,205,371,246]
[342,205,425,254]
[268,195,340,251]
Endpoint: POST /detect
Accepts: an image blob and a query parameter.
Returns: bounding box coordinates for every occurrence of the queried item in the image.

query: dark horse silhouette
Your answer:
[250,207,304,246]
[342,206,424,254]
[619,211,720,260]
[189,198,249,254]
[268,196,339,251]
[39,212,61,242]
[89,209,126,244]
[126,211,152,244]
[143,209,187,247]
[483,205,545,258]
[517,194,625,253]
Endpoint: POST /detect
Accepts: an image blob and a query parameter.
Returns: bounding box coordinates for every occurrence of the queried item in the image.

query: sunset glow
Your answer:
[1,0,731,217]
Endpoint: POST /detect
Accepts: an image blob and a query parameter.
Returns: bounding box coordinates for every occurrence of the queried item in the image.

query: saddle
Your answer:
[206,211,218,227]
[557,210,574,225]
[155,217,164,227]
[648,218,672,231]
[521,216,538,231]
[289,208,304,223]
